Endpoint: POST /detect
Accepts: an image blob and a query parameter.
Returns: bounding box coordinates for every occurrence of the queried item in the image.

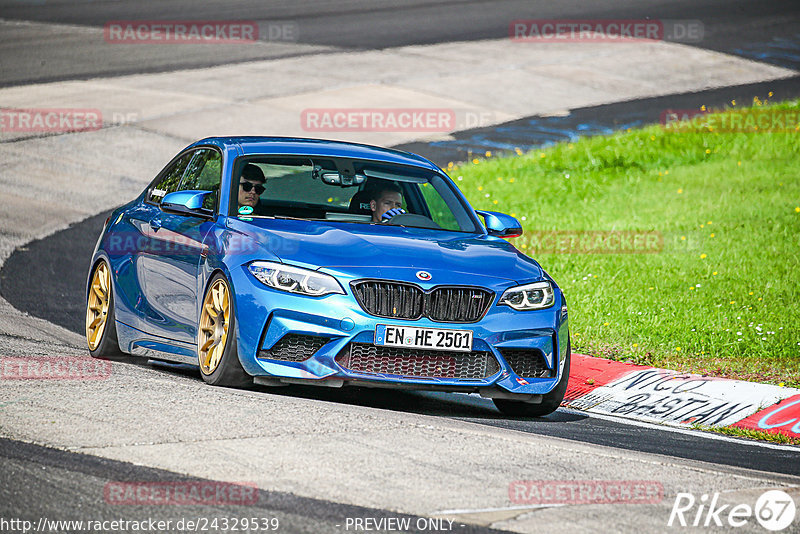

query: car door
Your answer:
[138,147,221,344]
[114,151,192,334]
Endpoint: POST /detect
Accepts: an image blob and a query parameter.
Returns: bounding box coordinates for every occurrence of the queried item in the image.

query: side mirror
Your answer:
[161,190,214,218]
[475,210,523,238]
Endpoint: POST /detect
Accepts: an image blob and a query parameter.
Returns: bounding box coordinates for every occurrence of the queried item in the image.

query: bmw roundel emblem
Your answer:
[416,271,432,281]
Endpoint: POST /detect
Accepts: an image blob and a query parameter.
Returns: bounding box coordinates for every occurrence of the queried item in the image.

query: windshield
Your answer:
[231,156,478,233]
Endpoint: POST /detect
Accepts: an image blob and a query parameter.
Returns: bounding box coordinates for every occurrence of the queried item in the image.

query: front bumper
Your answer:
[230,265,568,397]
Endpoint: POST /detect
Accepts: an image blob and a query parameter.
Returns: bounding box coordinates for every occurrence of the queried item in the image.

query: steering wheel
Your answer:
[385,213,442,230]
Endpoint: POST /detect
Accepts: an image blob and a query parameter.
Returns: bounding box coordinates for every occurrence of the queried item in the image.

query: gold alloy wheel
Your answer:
[199,278,231,375]
[86,261,111,351]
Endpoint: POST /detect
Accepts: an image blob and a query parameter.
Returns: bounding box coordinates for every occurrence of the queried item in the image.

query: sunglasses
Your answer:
[240,181,265,195]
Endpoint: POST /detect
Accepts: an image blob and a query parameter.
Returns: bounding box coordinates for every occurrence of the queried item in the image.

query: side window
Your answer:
[180,149,222,210]
[418,182,459,230]
[148,152,192,204]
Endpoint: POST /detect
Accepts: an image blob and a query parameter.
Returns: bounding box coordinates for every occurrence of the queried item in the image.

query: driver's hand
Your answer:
[381,207,406,221]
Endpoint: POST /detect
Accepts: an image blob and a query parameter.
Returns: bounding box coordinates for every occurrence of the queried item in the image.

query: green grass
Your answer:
[703,425,800,447]
[452,98,800,386]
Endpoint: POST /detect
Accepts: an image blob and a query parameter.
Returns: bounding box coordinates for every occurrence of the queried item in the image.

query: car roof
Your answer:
[189,136,441,172]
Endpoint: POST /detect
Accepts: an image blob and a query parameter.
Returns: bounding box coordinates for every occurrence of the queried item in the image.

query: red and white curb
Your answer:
[564,354,800,440]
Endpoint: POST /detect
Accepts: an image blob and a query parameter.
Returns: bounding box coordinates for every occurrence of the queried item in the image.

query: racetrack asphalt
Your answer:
[1,0,799,86]
[3,75,800,477]
[4,75,800,339]
[395,75,800,167]
[0,438,507,534]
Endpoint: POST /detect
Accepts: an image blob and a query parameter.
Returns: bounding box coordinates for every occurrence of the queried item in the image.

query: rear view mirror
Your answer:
[315,167,366,187]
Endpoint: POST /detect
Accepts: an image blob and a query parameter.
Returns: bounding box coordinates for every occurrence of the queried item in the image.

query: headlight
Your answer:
[498,281,555,310]
[248,261,344,297]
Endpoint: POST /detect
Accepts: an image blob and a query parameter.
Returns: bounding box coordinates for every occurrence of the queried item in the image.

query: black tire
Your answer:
[86,260,123,358]
[198,273,252,387]
[493,339,571,417]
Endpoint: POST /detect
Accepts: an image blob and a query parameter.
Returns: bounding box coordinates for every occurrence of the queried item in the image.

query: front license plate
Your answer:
[375,324,473,352]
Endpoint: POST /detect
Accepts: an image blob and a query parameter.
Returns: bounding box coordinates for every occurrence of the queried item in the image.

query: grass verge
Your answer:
[703,425,800,447]
[453,98,800,387]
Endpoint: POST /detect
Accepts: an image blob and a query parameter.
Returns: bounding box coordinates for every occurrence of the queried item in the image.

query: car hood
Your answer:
[227,217,544,285]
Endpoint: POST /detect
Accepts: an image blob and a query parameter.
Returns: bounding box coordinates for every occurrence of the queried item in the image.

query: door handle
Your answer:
[149,218,162,231]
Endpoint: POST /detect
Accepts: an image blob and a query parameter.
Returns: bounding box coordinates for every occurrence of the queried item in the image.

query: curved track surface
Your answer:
[2,210,799,477]
[0,438,504,534]
[0,0,799,86]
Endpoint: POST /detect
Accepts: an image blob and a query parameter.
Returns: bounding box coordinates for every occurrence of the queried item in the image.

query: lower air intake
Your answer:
[500,348,553,378]
[336,343,499,380]
[258,334,329,362]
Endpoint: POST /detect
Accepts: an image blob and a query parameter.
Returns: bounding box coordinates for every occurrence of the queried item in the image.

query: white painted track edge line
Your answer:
[431,504,564,515]
[559,407,800,452]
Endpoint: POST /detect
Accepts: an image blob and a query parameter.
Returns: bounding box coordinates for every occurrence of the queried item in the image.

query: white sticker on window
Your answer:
[152,188,167,197]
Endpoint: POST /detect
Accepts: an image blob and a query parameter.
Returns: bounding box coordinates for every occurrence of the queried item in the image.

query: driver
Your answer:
[238,164,266,213]
[369,184,405,222]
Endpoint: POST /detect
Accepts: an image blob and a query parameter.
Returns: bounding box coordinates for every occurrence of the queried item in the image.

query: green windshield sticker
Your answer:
[238,206,254,215]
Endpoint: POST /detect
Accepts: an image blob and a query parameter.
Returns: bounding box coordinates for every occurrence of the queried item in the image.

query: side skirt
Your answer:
[117,320,197,365]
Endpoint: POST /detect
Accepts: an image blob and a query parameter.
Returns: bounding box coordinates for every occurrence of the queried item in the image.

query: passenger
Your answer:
[238,164,266,213]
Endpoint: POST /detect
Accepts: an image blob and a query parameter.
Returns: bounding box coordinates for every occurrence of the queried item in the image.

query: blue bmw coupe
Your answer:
[86,137,569,416]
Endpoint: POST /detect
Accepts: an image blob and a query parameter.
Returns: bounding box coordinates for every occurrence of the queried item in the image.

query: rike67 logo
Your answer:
[669,490,796,531]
